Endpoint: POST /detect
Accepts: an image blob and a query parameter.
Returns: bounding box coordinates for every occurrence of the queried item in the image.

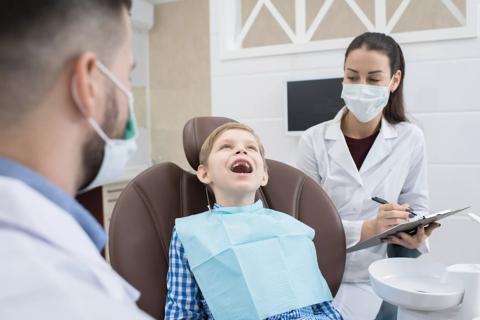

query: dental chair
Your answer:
[108,117,346,319]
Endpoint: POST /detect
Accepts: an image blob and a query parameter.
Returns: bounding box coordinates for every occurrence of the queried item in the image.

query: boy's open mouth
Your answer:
[230,159,253,174]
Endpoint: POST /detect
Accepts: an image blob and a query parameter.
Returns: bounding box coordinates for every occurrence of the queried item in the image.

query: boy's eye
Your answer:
[369,79,380,83]
[346,76,357,81]
[219,144,231,150]
[248,145,258,152]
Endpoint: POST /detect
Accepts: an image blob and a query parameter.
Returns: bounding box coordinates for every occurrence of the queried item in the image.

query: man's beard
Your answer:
[78,85,120,191]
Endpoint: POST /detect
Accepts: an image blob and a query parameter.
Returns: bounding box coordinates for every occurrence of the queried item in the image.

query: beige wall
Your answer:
[149,0,211,170]
[392,0,462,33]
[242,0,294,47]
[132,87,148,128]
[310,0,370,41]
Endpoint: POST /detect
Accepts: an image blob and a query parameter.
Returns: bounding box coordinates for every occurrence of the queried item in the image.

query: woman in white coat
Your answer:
[296,32,440,320]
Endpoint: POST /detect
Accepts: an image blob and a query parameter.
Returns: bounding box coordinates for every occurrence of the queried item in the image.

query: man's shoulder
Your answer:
[0,226,83,299]
[0,177,60,232]
[0,176,60,215]
[0,176,97,255]
[0,176,40,201]
[0,224,85,279]
[0,229,151,319]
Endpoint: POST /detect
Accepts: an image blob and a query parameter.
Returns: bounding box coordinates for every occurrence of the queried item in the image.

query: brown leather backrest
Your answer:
[109,117,346,319]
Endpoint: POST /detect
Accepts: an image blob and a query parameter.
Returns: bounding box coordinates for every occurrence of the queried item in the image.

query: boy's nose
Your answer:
[235,148,247,155]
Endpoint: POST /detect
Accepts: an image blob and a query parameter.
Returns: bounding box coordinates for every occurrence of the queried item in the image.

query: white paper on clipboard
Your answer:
[346,206,470,253]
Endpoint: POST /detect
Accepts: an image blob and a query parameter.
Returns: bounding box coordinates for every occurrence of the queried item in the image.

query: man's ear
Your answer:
[196,164,212,185]
[260,165,269,187]
[71,52,98,118]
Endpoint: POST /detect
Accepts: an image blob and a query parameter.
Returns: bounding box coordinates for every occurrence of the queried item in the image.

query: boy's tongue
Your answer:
[231,160,252,174]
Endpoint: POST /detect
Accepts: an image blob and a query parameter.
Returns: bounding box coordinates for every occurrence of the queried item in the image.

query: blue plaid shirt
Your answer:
[165,225,343,320]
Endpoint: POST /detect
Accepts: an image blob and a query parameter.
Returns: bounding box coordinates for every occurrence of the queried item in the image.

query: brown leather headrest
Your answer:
[183,116,236,170]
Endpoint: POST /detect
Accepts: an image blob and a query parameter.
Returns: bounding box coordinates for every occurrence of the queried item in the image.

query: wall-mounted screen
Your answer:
[287,78,344,132]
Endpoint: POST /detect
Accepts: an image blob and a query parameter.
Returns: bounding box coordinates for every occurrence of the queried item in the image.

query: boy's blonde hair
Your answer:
[198,122,266,167]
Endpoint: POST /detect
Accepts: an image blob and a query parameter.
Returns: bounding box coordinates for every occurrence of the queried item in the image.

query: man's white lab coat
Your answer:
[0,176,152,319]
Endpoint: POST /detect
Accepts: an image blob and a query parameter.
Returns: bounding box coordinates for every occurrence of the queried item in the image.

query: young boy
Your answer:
[165,123,343,320]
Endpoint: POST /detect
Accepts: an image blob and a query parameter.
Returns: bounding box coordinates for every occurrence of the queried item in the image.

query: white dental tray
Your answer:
[369,258,465,311]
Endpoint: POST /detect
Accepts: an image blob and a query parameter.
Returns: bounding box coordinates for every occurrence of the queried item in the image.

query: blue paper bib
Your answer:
[176,200,332,320]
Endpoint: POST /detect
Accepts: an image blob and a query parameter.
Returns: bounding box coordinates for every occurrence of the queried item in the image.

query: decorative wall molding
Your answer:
[217,0,478,60]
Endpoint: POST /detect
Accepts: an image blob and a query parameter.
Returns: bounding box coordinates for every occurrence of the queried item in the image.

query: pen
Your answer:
[371,196,417,218]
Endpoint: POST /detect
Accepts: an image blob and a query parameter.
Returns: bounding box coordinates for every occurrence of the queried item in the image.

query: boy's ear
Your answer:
[260,167,269,187]
[196,164,212,185]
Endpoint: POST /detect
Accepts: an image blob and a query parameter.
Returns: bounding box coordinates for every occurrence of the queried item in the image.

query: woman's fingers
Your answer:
[384,235,410,247]
[410,226,426,244]
[374,204,414,235]
[400,203,410,210]
[424,222,441,237]
[397,232,417,248]
[379,206,410,219]
[381,203,409,212]
[384,223,441,248]
[385,218,408,226]
[384,232,417,249]
[379,209,409,226]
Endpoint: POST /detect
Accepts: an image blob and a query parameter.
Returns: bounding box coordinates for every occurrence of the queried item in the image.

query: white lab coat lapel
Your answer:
[0,177,140,302]
[325,109,363,186]
[359,117,398,175]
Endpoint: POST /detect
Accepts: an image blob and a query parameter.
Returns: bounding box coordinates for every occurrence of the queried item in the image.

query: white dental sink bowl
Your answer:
[369,258,465,312]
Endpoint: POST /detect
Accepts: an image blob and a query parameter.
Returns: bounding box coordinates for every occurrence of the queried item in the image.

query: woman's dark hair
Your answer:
[345,32,407,124]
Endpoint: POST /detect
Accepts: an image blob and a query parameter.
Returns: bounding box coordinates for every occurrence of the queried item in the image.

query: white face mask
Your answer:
[75,61,138,192]
[341,78,394,123]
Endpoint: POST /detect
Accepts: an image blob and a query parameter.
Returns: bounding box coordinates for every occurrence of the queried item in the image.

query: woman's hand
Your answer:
[384,223,441,249]
[361,203,410,241]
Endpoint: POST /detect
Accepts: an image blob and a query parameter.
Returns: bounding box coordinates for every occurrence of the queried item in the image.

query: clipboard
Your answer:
[346,206,470,253]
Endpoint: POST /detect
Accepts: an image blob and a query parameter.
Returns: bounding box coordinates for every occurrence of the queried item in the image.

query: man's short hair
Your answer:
[0,0,132,125]
[198,122,267,168]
